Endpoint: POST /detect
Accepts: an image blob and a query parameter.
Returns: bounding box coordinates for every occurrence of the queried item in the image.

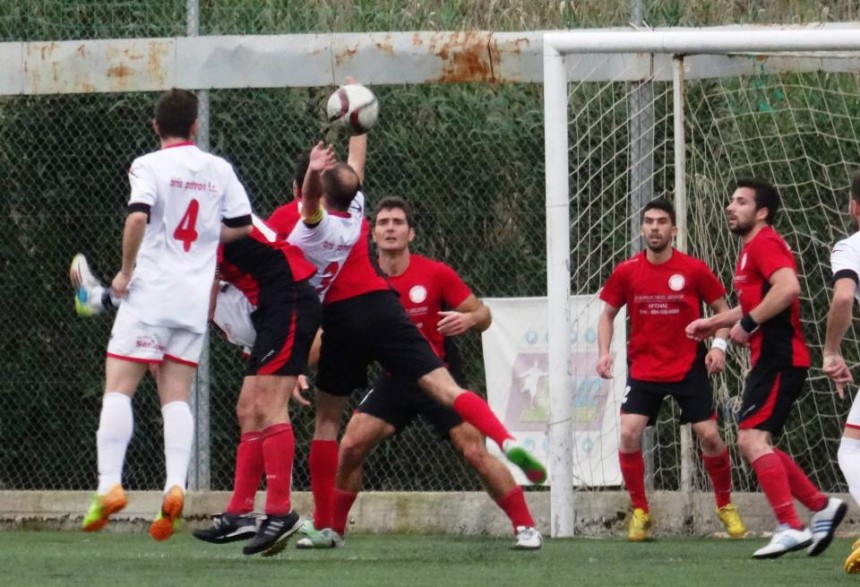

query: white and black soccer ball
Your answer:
[326,83,379,135]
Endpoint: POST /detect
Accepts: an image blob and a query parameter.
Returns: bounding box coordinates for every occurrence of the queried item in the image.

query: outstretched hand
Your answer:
[308,142,336,172]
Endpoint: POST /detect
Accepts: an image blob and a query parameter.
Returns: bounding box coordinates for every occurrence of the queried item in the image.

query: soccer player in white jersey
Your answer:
[822,171,860,573]
[75,89,253,541]
[289,141,547,548]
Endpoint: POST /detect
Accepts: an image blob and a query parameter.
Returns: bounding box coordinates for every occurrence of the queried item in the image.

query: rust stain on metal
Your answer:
[107,65,133,79]
[147,41,170,87]
[432,31,494,83]
[375,39,394,56]
[335,45,358,67]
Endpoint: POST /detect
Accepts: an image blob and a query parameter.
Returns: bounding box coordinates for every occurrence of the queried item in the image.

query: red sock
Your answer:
[452,391,513,449]
[332,489,357,535]
[225,432,263,514]
[751,453,803,529]
[773,448,828,512]
[261,423,295,516]
[701,449,733,509]
[619,450,648,512]
[310,439,338,528]
[496,487,535,532]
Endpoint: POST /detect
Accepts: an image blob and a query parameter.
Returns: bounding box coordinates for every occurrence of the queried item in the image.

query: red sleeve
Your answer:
[696,260,726,305]
[267,201,300,239]
[436,262,472,308]
[599,263,627,308]
[752,234,795,281]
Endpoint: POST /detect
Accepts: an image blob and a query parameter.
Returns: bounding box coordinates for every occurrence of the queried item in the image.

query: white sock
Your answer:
[838,436,860,509]
[96,392,133,494]
[162,401,193,493]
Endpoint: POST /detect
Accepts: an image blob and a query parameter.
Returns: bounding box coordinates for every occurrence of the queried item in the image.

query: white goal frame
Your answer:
[543,25,860,537]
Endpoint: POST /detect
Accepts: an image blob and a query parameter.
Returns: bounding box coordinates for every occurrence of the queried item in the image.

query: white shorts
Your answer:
[107,305,205,366]
[212,282,256,353]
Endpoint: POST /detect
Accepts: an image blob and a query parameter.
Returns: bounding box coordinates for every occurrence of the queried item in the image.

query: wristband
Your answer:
[711,338,728,352]
[739,314,759,335]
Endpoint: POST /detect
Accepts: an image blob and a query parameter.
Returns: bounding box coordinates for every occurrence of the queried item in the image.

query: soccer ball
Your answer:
[326,83,379,135]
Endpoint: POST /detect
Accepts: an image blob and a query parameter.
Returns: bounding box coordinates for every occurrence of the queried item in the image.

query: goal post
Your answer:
[544,25,860,537]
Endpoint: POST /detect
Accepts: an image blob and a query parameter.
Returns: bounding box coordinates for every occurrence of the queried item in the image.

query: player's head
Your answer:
[373,196,415,253]
[292,150,311,199]
[321,162,360,212]
[153,89,198,140]
[640,198,676,253]
[728,179,780,235]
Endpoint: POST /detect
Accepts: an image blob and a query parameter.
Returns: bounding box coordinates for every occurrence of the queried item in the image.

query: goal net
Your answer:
[544,25,860,535]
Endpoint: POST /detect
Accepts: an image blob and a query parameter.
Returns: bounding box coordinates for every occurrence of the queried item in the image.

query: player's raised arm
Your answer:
[301,142,335,223]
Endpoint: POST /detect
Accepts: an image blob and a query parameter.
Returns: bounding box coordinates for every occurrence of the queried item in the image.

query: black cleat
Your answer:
[193,513,258,544]
[242,511,302,556]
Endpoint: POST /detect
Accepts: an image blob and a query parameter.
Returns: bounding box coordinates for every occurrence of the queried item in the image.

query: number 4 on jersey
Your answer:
[173,199,199,252]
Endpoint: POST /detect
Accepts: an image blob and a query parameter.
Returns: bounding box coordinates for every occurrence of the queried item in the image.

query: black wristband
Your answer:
[740,314,759,335]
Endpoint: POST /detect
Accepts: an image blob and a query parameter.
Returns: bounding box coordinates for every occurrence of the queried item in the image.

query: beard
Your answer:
[728,217,754,236]
[645,238,670,253]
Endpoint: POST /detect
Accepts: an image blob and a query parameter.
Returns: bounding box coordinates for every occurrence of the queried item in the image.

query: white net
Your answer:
[564,49,859,497]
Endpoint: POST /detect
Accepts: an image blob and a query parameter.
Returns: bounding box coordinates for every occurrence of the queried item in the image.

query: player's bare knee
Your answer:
[619,427,642,452]
[339,434,372,470]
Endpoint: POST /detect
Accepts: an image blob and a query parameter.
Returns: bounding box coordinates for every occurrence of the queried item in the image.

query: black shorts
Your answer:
[316,290,445,397]
[246,280,321,377]
[357,373,463,438]
[738,365,807,435]
[621,360,714,425]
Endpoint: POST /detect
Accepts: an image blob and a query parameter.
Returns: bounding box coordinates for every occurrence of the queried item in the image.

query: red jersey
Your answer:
[219,215,316,307]
[323,216,390,305]
[600,249,726,382]
[267,199,301,240]
[733,225,810,368]
[387,254,473,359]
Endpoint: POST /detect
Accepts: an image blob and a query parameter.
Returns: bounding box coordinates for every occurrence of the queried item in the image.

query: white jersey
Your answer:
[287,191,365,301]
[831,231,860,305]
[122,143,252,333]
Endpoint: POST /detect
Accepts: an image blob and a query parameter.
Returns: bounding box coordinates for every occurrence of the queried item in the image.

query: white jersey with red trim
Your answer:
[286,191,365,301]
[122,143,252,333]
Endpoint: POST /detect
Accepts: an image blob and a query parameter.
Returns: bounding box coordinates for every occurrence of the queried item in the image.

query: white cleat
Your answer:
[514,526,542,550]
[69,253,106,317]
[807,496,848,557]
[295,520,344,549]
[752,525,813,559]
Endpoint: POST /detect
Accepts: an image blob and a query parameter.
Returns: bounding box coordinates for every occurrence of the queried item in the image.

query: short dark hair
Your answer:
[154,89,198,140]
[373,196,414,228]
[641,198,676,225]
[322,162,360,211]
[851,171,860,203]
[736,178,781,224]
[293,150,311,192]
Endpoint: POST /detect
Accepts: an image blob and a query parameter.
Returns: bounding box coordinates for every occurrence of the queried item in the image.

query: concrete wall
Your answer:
[2,490,858,538]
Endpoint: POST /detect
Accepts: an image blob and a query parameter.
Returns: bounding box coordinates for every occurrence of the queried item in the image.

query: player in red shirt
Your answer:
[687,179,845,559]
[306,196,540,550]
[291,143,546,548]
[597,198,744,542]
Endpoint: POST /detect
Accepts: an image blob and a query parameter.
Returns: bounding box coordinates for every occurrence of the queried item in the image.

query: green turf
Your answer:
[1,531,857,587]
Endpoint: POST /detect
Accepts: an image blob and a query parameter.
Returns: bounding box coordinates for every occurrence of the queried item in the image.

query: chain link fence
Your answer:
[1,1,857,495]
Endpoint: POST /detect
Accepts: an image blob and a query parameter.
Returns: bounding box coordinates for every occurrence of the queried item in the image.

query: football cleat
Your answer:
[193,512,258,544]
[243,511,302,556]
[149,485,184,541]
[807,496,847,556]
[845,541,860,573]
[716,504,747,539]
[627,508,652,542]
[514,526,542,550]
[70,253,104,317]
[81,484,128,532]
[295,520,344,549]
[502,439,547,485]
[752,525,812,559]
